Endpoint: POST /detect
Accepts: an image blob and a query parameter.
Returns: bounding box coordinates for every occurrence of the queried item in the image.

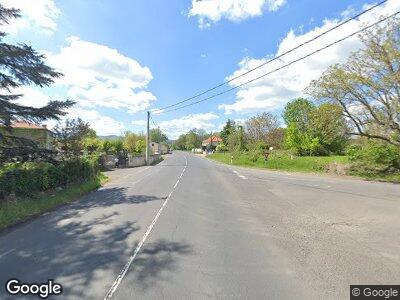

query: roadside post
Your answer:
[264,147,273,164]
[146,111,150,165]
[231,155,233,164]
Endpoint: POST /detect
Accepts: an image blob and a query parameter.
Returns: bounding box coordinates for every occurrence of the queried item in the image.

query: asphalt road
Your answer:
[0,151,399,299]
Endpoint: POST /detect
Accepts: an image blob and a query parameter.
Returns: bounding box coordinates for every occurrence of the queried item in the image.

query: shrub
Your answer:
[347,141,400,176]
[216,143,228,152]
[0,156,100,198]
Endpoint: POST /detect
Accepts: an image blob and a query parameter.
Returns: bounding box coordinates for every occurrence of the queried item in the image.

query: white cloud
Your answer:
[219,0,400,114]
[9,86,125,136]
[11,86,51,108]
[45,107,125,136]
[47,37,157,114]
[132,120,147,126]
[0,0,60,35]
[189,0,286,28]
[157,113,219,139]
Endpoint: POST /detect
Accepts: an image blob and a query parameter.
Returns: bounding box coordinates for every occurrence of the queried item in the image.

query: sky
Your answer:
[1,0,399,139]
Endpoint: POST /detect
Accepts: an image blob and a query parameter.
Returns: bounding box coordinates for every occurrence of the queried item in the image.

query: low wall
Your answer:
[147,154,161,165]
[128,155,146,167]
[102,154,162,169]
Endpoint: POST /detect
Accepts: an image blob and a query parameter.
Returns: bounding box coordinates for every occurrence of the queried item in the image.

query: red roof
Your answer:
[202,136,222,143]
[11,121,48,130]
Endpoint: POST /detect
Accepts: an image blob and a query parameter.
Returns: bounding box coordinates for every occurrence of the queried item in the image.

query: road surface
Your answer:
[0,151,399,299]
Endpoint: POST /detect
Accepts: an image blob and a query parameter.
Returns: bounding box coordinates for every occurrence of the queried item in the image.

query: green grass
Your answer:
[208,152,349,173]
[208,151,400,183]
[0,173,108,230]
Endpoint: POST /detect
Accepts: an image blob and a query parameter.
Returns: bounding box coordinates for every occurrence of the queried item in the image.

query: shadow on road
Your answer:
[0,185,187,299]
[125,239,193,291]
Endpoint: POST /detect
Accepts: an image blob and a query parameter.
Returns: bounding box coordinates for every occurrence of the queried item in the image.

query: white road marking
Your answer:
[0,248,15,259]
[232,170,247,180]
[104,155,188,299]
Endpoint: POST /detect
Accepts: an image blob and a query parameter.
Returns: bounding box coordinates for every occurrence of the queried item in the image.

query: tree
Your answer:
[53,118,91,157]
[135,139,146,154]
[283,98,315,130]
[83,137,101,154]
[245,112,279,143]
[308,17,400,146]
[150,128,167,143]
[227,126,246,152]
[185,129,202,150]
[0,4,74,161]
[173,134,187,150]
[101,140,112,154]
[220,119,236,144]
[110,139,124,154]
[123,132,138,154]
[267,128,286,149]
[308,103,348,154]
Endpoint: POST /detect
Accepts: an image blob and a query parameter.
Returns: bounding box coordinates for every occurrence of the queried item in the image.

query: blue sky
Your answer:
[1,0,399,138]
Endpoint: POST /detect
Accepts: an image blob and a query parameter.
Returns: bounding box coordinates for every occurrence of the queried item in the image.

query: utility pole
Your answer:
[210,131,213,151]
[146,111,150,165]
[239,125,243,150]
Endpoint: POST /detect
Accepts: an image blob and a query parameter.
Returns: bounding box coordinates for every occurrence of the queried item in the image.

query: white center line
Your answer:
[104,155,188,300]
[0,248,15,260]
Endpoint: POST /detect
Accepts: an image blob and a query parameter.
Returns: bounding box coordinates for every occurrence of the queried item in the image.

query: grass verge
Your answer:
[208,152,349,173]
[208,152,400,183]
[0,173,108,230]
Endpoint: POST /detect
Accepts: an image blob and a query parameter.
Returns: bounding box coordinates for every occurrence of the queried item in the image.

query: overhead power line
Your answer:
[158,0,388,111]
[150,115,157,127]
[160,10,399,114]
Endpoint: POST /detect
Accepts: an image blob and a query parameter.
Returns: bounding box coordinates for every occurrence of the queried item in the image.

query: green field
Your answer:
[208,152,350,173]
[0,173,107,229]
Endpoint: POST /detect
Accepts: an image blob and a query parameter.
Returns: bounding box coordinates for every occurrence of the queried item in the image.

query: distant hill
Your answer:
[98,135,121,141]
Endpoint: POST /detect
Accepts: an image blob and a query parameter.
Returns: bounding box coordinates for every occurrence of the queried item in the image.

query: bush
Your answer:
[0,156,100,198]
[347,142,400,176]
[215,143,228,152]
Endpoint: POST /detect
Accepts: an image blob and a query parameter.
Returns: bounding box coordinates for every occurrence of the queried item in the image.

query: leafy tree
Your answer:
[101,140,112,154]
[0,4,74,161]
[53,118,91,157]
[173,134,187,150]
[220,119,236,144]
[283,98,315,130]
[267,128,286,149]
[227,127,246,152]
[308,17,400,146]
[185,129,202,150]
[123,131,138,154]
[285,123,323,156]
[283,98,347,155]
[150,128,168,143]
[110,139,124,154]
[83,137,101,154]
[245,112,279,143]
[135,139,146,154]
[308,103,348,154]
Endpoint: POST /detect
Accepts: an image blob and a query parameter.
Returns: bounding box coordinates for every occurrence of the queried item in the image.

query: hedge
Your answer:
[0,156,100,199]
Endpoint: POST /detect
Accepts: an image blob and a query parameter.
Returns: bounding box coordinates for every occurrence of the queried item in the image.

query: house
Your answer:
[5,121,53,150]
[150,142,168,154]
[202,136,222,151]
